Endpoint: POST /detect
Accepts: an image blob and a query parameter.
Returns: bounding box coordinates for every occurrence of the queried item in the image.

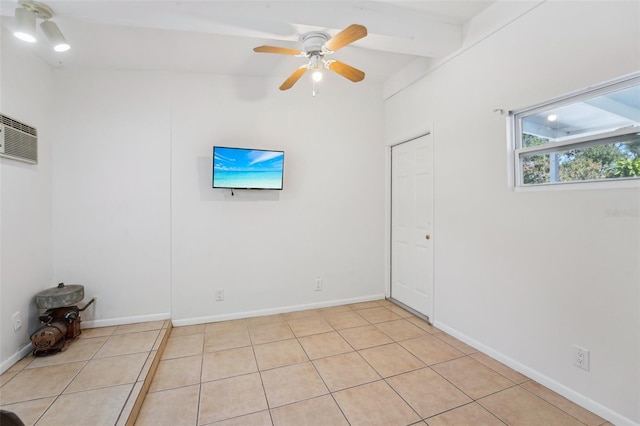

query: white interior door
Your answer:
[391,134,434,319]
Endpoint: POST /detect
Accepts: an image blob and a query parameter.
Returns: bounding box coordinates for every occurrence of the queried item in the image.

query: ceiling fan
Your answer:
[253,24,367,92]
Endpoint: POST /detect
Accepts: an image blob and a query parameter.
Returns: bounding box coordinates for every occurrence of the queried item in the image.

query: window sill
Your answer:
[514,178,640,192]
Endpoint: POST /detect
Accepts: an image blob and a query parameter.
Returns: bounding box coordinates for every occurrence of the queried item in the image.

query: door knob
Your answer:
[425,234,431,240]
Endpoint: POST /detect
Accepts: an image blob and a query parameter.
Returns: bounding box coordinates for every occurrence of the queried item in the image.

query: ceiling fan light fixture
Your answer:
[254,24,367,94]
[41,20,70,52]
[14,7,37,43]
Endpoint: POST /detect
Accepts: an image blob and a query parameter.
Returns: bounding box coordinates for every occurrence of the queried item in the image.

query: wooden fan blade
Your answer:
[326,60,365,82]
[279,67,308,90]
[324,24,367,51]
[253,45,302,55]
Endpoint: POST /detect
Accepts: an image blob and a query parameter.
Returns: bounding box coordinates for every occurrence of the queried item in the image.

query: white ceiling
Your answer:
[0,1,495,86]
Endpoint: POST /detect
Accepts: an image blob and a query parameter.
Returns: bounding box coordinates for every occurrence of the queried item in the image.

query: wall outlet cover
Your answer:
[12,311,22,331]
[573,345,590,371]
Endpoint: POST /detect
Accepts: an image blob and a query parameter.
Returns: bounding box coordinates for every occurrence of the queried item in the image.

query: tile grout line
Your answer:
[292,319,354,425]
[244,307,376,422]
[322,309,516,424]
[425,352,519,418]
[194,327,205,426]
[133,303,604,425]
[345,312,438,424]
[123,322,172,426]
[283,305,407,422]
[516,381,593,426]
[248,324,276,426]
[24,331,112,425]
[329,304,425,424]
[1,325,168,425]
[423,400,509,426]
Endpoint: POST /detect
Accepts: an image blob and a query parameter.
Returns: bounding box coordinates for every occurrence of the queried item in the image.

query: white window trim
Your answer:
[508,72,640,190]
[513,177,640,192]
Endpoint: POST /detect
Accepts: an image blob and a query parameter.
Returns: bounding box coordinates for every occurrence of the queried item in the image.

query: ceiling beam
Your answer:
[43,1,464,58]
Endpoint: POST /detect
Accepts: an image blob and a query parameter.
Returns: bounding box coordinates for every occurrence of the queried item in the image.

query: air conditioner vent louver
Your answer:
[0,114,38,164]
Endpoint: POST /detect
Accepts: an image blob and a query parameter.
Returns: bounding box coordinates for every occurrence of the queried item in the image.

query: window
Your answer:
[511,74,640,187]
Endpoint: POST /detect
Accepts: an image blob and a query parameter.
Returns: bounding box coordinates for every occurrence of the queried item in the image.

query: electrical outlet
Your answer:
[215,289,224,301]
[12,311,22,331]
[315,277,322,291]
[573,345,590,371]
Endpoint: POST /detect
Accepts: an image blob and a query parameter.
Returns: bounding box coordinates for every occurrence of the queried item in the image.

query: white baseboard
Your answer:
[171,294,386,327]
[82,312,171,329]
[434,320,639,426]
[0,343,33,375]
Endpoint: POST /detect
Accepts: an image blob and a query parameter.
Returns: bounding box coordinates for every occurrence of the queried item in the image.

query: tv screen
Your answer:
[213,146,285,190]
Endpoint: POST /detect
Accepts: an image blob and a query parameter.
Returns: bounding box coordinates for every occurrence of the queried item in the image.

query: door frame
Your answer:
[385,129,435,323]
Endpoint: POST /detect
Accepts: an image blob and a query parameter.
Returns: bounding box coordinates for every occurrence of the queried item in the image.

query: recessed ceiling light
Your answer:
[547,114,558,122]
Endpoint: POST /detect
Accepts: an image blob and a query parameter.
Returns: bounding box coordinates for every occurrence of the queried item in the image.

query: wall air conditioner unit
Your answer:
[0,114,38,164]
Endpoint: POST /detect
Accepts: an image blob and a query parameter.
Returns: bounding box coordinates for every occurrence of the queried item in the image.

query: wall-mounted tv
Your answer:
[213,146,285,190]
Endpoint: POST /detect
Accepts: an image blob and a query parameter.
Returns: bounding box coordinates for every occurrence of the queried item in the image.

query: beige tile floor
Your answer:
[0,319,170,425]
[135,300,612,426]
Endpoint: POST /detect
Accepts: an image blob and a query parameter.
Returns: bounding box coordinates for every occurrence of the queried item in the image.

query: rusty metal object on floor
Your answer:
[30,283,95,356]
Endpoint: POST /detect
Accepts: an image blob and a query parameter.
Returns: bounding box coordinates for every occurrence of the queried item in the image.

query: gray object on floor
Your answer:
[0,409,26,426]
[35,283,84,309]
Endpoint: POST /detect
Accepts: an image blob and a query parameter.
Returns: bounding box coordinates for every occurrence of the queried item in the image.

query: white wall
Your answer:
[52,70,172,324]
[0,28,54,370]
[170,74,385,322]
[51,69,386,325]
[385,1,640,424]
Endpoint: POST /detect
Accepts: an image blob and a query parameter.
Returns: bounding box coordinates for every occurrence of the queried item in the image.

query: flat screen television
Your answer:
[212,146,285,190]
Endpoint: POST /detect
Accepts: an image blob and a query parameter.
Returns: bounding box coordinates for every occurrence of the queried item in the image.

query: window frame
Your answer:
[509,73,640,189]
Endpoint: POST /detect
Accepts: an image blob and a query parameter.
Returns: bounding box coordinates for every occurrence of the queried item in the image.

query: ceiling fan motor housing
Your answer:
[299,31,330,55]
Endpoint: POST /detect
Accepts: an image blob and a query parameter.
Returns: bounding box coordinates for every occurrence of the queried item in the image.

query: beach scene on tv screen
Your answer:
[214,147,284,189]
